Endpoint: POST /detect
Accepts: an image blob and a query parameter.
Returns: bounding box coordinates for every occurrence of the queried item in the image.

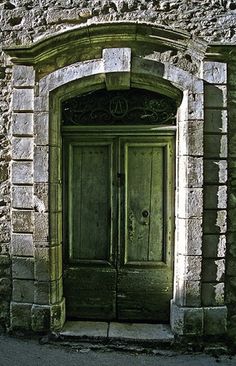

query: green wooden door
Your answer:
[63,135,174,322]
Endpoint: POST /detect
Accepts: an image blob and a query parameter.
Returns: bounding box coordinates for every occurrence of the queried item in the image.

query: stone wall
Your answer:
[0,0,236,337]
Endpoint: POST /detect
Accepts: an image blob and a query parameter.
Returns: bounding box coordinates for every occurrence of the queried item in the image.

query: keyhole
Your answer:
[142,210,149,218]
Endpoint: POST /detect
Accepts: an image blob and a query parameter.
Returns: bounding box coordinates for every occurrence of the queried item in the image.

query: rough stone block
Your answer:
[12,161,33,184]
[228,133,236,158]
[203,210,227,234]
[202,283,225,306]
[204,85,227,108]
[12,113,34,136]
[202,258,225,282]
[204,185,227,210]
[103,48,131,90]
[170,301,203,336]
[34,146,49,183]
[34,213,49,242]
[178,120,203,156]
[34,247,50,281]
[34,184,49,212]
[12,257,34,279]
[12,186,33,209]
[178,156,203,188]
[203,234,226,258]
[12,279,34,303]
[204,306,227,335]
[178,188,203,218]
[178,89,204,120]
[177,254,202,281]
[50,298,66,331]
[34,95,49,112]
[12,88,34,111]
[10,302,32,330]
[34,112,49,145]
[0,277,11,298]
[202,62,227,84]
[204,109,227,134]
[11,234,34,257]
[12,210,34,233]
[12,65,35,87]
[176,217,202,255]
[204,159,227,184]
[31,304,50,332]
[175,279,201,307]
[12,137,34,160]
[34,281,50,305]
[204,134,227,158]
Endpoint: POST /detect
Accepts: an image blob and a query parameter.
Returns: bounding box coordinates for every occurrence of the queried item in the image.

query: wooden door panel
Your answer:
[118,137,174,322]
[125,144,164,263]
[64,138,117,320]
[69,143,112,261]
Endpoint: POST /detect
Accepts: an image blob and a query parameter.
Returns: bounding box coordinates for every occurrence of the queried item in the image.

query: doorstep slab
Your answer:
[60,321,108,337]
[108,323,174,341]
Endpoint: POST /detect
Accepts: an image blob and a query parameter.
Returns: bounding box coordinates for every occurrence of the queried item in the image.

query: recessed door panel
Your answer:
[64,139,117,320]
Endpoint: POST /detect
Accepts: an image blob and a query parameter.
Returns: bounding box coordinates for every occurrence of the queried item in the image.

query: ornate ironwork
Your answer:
[62,88,176,126]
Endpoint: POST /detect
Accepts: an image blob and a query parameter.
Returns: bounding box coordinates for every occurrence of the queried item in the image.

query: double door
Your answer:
[63,134,174,322]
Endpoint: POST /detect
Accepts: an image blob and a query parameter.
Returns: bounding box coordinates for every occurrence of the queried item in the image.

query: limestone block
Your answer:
[12,279,34,303]
[103,48,131,90]
[12,113,34,136]
[204,85,227,108]
[11,234,34,257]
[178,188,203,218]
[12,137,34,160]
[202,258,225,282]
[12,257,34,279]
[12,161,33,184]
[202,283,225,306]
[34,146,49,183]
[12,186,33,209]
[202,62,227,84]
[178,120,203,156]
[50,182,62,212]
[50,298,66,331]
[204,306,227,335]
[34,247,50,281]
[204,134,227,158]
[178,156,203,188]
[12,210,34,233]
[204,185,227,209]
[31,304,50,332]
[34,112,49,145]
[204,109,227,134]
[204,159,227,184]
[34,281,50,305]
[170,301,203,336]
[10,302,32,330]
[176,217,202,255]
[203,210,227,234]
[203,234,226,258]
[34,95,49,112]
[12,88,34,111]
[12,65,35,87]
[175,279,201,307]
[34,184,49,212]
[177,254,202,281]
[178,90,204,121]
[34,212,49,241]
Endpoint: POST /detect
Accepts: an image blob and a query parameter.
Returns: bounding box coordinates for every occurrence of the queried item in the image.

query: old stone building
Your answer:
[0,0,236,341]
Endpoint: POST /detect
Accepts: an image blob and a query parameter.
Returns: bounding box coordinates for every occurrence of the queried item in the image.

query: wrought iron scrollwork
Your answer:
[62,88,177,126]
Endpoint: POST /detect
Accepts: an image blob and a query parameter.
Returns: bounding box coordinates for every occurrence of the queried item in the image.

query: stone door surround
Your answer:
[4,23,227,335]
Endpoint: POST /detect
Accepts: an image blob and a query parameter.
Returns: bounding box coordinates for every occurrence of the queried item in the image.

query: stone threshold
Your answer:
[60,321,174,343]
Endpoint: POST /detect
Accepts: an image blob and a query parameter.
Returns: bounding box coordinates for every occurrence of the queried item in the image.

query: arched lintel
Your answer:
[3,22,207,74]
